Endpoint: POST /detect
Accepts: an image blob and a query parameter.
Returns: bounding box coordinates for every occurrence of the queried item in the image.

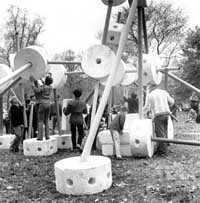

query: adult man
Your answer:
[123,92,138,113]
[143,83,174,155]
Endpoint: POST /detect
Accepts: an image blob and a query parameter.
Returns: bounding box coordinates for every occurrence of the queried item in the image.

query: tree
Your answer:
[177,27,200,99]
[0,5,45,65]
[54,50,95,100]
[116,0,188,65]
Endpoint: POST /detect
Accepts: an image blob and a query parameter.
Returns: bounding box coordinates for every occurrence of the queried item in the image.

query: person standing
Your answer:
[123,92,138,113]
[109,106,128,159]
[9,97,24,152]
[30,75,53,140]
[63,89,87,152]
[143,83,174,155]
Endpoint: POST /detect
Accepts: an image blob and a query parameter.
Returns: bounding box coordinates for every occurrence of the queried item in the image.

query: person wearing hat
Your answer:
[63,89,87,152]
[143,83,174,155]
[109,106,128,159]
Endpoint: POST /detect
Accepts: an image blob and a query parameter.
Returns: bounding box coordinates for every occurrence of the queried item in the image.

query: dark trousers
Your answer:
[10,126,22,152]
[37,103,51,140]
[70,124,84,149]
[154,114,169,154]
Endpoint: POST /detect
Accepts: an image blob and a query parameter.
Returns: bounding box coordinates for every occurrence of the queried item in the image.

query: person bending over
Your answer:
[143,83,174,156]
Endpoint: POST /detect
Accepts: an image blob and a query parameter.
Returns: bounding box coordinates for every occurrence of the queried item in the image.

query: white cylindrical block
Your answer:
[61,99,72,131]
[23,138,57,156]
[55,156,112,195]
[100,60,125,86]
[121,63,138,86]
[168,116,174,139]
[51,134,72,149]
[130,119,155,158]
[49,64,67,89]
[81,44,116,79]
[101,0,126,6]
[0,134,15,149]
[143,53,162,86]
[14,45,49,80]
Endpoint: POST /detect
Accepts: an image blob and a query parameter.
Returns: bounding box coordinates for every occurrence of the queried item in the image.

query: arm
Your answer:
[167,92,175,107]
[63,103,72,116]
[119,114,125,132]
[143,94,151,116]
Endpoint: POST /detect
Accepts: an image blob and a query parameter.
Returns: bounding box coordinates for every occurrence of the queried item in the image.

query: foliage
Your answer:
[116,0,188,65]
[178,27,200,98]
[54,49,95,100]
[0,5,45,65]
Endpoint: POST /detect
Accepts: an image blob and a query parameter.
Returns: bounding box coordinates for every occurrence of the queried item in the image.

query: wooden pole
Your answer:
[53,89,61,135]
[28,102,34,138]
[90,83,99,128]
[138,6,144,119]
[0,95,3,136]
[80,0,138,162]
[19,83,28,139]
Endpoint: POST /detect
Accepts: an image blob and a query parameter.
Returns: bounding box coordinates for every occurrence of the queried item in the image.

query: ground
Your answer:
[1,112,200,203]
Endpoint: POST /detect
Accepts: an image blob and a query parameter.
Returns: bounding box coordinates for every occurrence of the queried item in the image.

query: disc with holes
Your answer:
[143,53,162,86]
[14,46,49,80]
[0,64,12,90]
[121,63,138,86]
[49,64,67,89]
[102,0,126,6]
[81,44,115,79]
[130,119,155,158]
[100,59,125,86]
[168,116,174,139]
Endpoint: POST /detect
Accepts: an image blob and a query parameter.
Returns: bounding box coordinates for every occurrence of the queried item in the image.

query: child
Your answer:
[109,106,128,159]
[185,108,197,123]
[9,97,24,152]
[63,89,87,152]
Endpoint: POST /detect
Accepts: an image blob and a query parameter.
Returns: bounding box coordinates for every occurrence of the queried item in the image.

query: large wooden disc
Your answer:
[100,59,125,86]
[101,0,126,6]
[121,63,138,86]
[143,53,162,86]
[14,46,49,80]
[81,44,116,79]
[0,64,12,90]
[49,64,67,89]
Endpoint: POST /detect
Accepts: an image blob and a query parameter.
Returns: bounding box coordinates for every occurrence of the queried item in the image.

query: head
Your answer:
[10,96,19,106]
[73,89,82,98]
[148,83,158,92]
[120,106,128,114]
[131,92,137,99]
[45,75,53,85]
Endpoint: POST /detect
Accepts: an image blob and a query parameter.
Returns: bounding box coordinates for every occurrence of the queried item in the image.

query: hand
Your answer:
[29,75,36,82]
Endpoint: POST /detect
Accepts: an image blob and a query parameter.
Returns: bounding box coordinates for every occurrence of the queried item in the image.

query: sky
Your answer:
[0,0,200,57]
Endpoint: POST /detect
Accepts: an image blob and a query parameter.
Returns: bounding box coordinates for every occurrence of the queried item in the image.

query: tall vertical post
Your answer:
[90,0,113,127]
[0,95,3,136]
[19,83,28,139]
[53,89,61,135]
[138,6,144,119]
[164,69,168,90]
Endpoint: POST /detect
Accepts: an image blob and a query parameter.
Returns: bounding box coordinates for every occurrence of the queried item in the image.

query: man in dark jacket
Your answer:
[63,89,87,152]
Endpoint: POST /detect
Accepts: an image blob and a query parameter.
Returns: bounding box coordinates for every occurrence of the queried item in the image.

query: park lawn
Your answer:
[1,111,200,203]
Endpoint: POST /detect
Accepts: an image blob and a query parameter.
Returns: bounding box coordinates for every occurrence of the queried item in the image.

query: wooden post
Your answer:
[138,6,144,119]
[81,0,138,162]
[90,83,99,128]
[53,89,61,135]
[0,95,3,136]
[164,69,168,90]
[28,102,34,138]
[19,83,28,139]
